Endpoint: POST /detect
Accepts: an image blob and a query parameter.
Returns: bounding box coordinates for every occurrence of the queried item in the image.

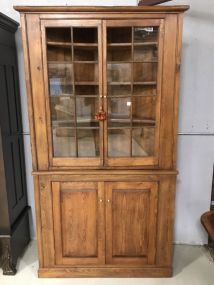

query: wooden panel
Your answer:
[39,177,55,267]
[159,15,178,169]
[26,15,49,170]
[156,176,176,266]
[106,181,158,265]
[52,181,105,265]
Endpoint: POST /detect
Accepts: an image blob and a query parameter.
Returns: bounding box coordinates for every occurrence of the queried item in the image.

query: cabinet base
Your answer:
[38,267,172,278]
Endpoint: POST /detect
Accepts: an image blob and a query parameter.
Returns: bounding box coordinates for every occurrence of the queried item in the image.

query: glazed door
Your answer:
[105,181,158,265]
[52,181,105,265]
[41,20,103,167]
[103,20,164,167]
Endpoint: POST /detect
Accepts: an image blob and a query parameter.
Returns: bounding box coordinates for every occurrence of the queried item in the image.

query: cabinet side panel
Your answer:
[26,14,48,170]
[156,176,176,266]
[159,15,178,169]
[20,14,37,170]
[172,14,184,168]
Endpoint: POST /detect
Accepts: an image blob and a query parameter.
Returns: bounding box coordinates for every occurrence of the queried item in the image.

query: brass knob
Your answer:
[99,199,103,203]
[107,199,110,203]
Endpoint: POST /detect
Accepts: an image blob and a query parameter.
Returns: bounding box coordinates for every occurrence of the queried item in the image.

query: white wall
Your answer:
[1,0,214,244]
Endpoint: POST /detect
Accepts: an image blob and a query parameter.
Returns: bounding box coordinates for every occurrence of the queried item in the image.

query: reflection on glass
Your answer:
[108,63,131,83]
[132,128,155,157]
[78,129,99,157]
[108,129,131,157]
[48,63,73,96]
[108,98,131,127]
[134,27,159,43]
[53,127,76,157]
[134,46,158,62]
[76,98,99,127]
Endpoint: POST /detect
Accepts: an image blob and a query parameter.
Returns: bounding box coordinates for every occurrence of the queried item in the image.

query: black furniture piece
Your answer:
[0,13,30,275]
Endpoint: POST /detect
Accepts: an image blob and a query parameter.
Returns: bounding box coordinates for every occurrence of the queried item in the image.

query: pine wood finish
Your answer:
[15,5,189,278]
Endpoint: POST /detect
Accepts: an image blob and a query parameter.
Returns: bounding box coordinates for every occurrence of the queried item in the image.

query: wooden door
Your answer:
[41,19,103,168]
[103,19,164,167]
[52,181,105,265]
[106,181,158,265]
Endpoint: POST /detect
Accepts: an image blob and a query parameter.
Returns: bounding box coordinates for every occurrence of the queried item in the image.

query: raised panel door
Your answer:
[52,181,105,265]
[105,181,158,265]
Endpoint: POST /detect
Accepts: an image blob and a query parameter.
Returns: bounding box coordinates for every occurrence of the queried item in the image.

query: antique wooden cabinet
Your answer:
[15,5,189,277]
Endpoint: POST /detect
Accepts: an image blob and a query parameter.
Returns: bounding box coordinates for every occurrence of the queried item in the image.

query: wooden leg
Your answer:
[1,245,17,275]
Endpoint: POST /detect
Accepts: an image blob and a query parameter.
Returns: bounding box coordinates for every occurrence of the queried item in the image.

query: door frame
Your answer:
[102,19,164,167]
[40,19,104,168]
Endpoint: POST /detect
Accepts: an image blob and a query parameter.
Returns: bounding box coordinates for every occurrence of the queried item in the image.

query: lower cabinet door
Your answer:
[52,181,105,266]
[105,181,158,266]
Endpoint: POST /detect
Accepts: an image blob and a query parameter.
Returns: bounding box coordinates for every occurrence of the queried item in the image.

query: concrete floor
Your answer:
[0,242,214,284]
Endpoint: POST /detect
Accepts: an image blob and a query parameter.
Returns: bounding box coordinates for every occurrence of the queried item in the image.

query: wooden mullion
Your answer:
[130,26,134,157]
[71,27,78,157]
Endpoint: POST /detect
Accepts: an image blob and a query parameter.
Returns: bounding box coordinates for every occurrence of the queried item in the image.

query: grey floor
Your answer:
[0,241,214,284]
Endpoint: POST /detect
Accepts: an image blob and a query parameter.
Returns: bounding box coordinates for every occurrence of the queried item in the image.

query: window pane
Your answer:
[132,128,155,157]
[108,129,131,157]
[78,129,99,157]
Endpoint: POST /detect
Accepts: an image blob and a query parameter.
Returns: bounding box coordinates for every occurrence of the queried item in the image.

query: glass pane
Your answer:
[76,97,99,127]
[46,26,100,159]
[132,128,155,157]
[134,27,159,43]
[47,46,72,62]
[108,85,131,97]
[75,85,98,96]
[132,96,156,127]
[108,63,131,83]
[107,27,132,43]
[108,98,131,127]
[73,27,97,43]
[134,45,158,62]
[78,129,99,157]
[74,63,98,83]
[108,129,131,157]
[74,47,98,61]
[107,46,131,61]
[51,97,76,157]
[46,28,71,43]
[52,127,76,157]
[133,62,157,82]
[48,63,73,96]
[133,85,156,96]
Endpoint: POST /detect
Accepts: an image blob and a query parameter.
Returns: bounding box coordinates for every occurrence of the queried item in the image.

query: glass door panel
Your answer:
[105,21,162,165]
[45,22,102,165]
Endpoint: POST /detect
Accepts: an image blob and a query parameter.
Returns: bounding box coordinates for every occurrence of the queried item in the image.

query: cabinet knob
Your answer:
[107,199,110,203]
[99,199,103,203]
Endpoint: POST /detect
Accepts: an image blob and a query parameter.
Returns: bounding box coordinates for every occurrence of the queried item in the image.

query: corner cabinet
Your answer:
[15,5,189,277]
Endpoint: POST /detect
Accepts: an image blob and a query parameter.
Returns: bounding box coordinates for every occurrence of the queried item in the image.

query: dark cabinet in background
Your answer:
[0,13,30,275]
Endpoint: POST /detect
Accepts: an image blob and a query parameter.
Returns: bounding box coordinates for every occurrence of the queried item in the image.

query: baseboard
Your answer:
[38,267,172,278]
